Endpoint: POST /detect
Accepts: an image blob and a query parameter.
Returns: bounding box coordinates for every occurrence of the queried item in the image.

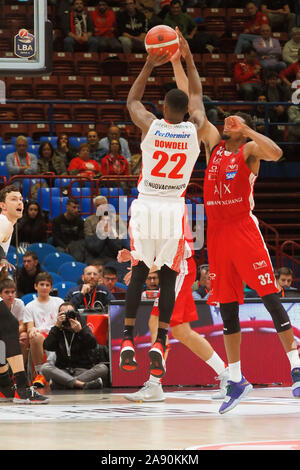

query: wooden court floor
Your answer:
[0,385,299,451]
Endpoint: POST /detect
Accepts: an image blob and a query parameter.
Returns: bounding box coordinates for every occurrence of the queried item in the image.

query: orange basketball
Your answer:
[145,25,179,58]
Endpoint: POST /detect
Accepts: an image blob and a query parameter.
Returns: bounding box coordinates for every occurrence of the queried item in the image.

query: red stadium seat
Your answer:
[33,75,60,99]
[215,77,239,101]
[227,53,245,76]
[200,77,216,96]
[98,104,126,122]
[52,52,76,75]
[60,76,87,100]
[2,5,27,29]
[100,53,128,76]
[3,124,29,142]
[86,76,113,100]
[54,123,83,137]
[185,7,203,19]
[142,76,164,102]
[0,104,18,121]
[0,29,13,55]
[29,124,51,142]
[72,104,98,122]
[202,53,228,77]
[6,77,34,99]
[202,8,226,35]
[18,104,46,121]
[226,8,249,33]
[74,52,101,76]
[126,53,147,76]
[273,32,289,45]
[50,104,73,122]
[112,76,135,100]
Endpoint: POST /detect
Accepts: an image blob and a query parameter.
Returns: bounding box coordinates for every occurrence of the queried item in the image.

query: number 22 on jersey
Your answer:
[151,150,187,179]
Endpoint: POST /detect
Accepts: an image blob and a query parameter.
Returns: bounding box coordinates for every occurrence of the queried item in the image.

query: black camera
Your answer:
[62,310,78,328]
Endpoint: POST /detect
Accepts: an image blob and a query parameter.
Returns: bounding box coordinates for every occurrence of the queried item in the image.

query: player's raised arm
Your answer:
[127,51,172,137]
[173,28,220,161]
[225,116,283,173]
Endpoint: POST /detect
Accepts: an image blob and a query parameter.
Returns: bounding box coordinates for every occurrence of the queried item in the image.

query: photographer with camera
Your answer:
[64,264,114,312]
[41,302,109,390]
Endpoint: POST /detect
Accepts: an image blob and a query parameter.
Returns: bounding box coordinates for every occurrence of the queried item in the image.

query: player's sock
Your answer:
[0,370,12,387]
[123,325,134,341]
[228,361,242,383]
[206,352,226,375]
[156,327,168,348]
[149,375,161,385]
[287,349,300,369]
[14,371,29,388]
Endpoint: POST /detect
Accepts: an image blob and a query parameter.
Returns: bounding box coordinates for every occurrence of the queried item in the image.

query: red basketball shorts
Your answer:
[207,214,278,305]
[151,256,198,327]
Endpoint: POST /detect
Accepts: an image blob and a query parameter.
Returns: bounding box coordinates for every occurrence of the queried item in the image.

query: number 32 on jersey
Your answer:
[151,150,187,179]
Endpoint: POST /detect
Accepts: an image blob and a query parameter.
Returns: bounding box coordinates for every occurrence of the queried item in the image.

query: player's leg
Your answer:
[123,314,167,402]
[0,301,49,404]
[120,260,149,372]
[236,216,300,397]
[148,264,177,378]
[29,332,48,388]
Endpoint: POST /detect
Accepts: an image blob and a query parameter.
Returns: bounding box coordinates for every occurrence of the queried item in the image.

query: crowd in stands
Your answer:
[0,0,300,392]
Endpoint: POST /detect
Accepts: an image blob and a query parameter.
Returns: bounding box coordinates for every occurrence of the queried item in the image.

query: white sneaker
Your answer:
[211,368,229,400]
[123,381,165,402]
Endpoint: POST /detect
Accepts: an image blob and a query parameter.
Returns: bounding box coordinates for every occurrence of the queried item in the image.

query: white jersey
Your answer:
[138,119,200,198]
[23,296,64,334]
[0,214,14,256]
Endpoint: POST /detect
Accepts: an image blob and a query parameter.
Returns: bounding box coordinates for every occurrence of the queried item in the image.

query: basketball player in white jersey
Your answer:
[0,185,49,404]
[119,40,204,378]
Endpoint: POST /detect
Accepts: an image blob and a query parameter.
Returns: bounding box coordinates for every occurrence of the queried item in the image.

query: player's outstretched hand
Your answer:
[175,27,192,60]
[146,48,173,66]
[117,248,132,263]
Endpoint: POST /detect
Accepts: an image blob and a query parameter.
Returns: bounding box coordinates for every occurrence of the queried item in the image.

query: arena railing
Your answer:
[0,100,299,151]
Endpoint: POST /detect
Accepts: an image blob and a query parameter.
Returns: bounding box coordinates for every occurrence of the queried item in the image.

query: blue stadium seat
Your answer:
[52,281,77,299]
[28,144,40,157]
[22,293,38,305]
[40,136,58,147]
[131,187,138,196]
[42,252,75,273]
[115,282,127,291]
[57,261,87,283]
[0,161,9,179]
[71,187,91,197]
[7,245,16,255]
[0,144,15,161]
[6,252,23,267]
[27,242,56,263]
[69,137,87,149]
[48,272,63,285]
[22,178,47,199]
[49,196,68,218]
[36,187,60,212]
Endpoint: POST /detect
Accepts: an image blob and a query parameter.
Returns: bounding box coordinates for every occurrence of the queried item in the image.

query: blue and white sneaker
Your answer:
[291,367,300,397]
[219,376,253,414]
[211,368,229,400]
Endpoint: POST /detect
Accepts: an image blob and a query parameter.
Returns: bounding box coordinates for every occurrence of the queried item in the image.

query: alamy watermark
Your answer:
[0,81,6,104]
[291,80,300,105]
[0,340,5,365]
[95,198,205,250]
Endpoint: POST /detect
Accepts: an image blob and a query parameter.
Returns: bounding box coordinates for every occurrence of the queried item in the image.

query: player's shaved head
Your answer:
[165,88,188,116]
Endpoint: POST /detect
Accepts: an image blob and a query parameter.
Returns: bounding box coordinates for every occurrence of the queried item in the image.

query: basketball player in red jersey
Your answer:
[119,40,205,379]
[172,29,300,413]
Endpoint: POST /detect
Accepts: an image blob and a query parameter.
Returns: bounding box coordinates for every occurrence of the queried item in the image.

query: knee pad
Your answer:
[220,302,240,335]
[261,293,292,332]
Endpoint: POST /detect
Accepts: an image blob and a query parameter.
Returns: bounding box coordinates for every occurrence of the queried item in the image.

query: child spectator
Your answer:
[23,272,64,388]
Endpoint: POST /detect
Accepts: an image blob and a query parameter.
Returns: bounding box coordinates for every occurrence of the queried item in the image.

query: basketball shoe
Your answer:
[0,384,15,402]
[13,386,50,404]
[219,376,253,414]
[211,368,229,400]
[291,367,300,397]
[149,341,166,378]
[123,380,165,402]
[32,374,48,388]
[119,339,138,372]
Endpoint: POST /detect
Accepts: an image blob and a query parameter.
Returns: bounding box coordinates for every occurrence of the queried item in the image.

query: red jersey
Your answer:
[203,140,257,224]
[244,11,269,34]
